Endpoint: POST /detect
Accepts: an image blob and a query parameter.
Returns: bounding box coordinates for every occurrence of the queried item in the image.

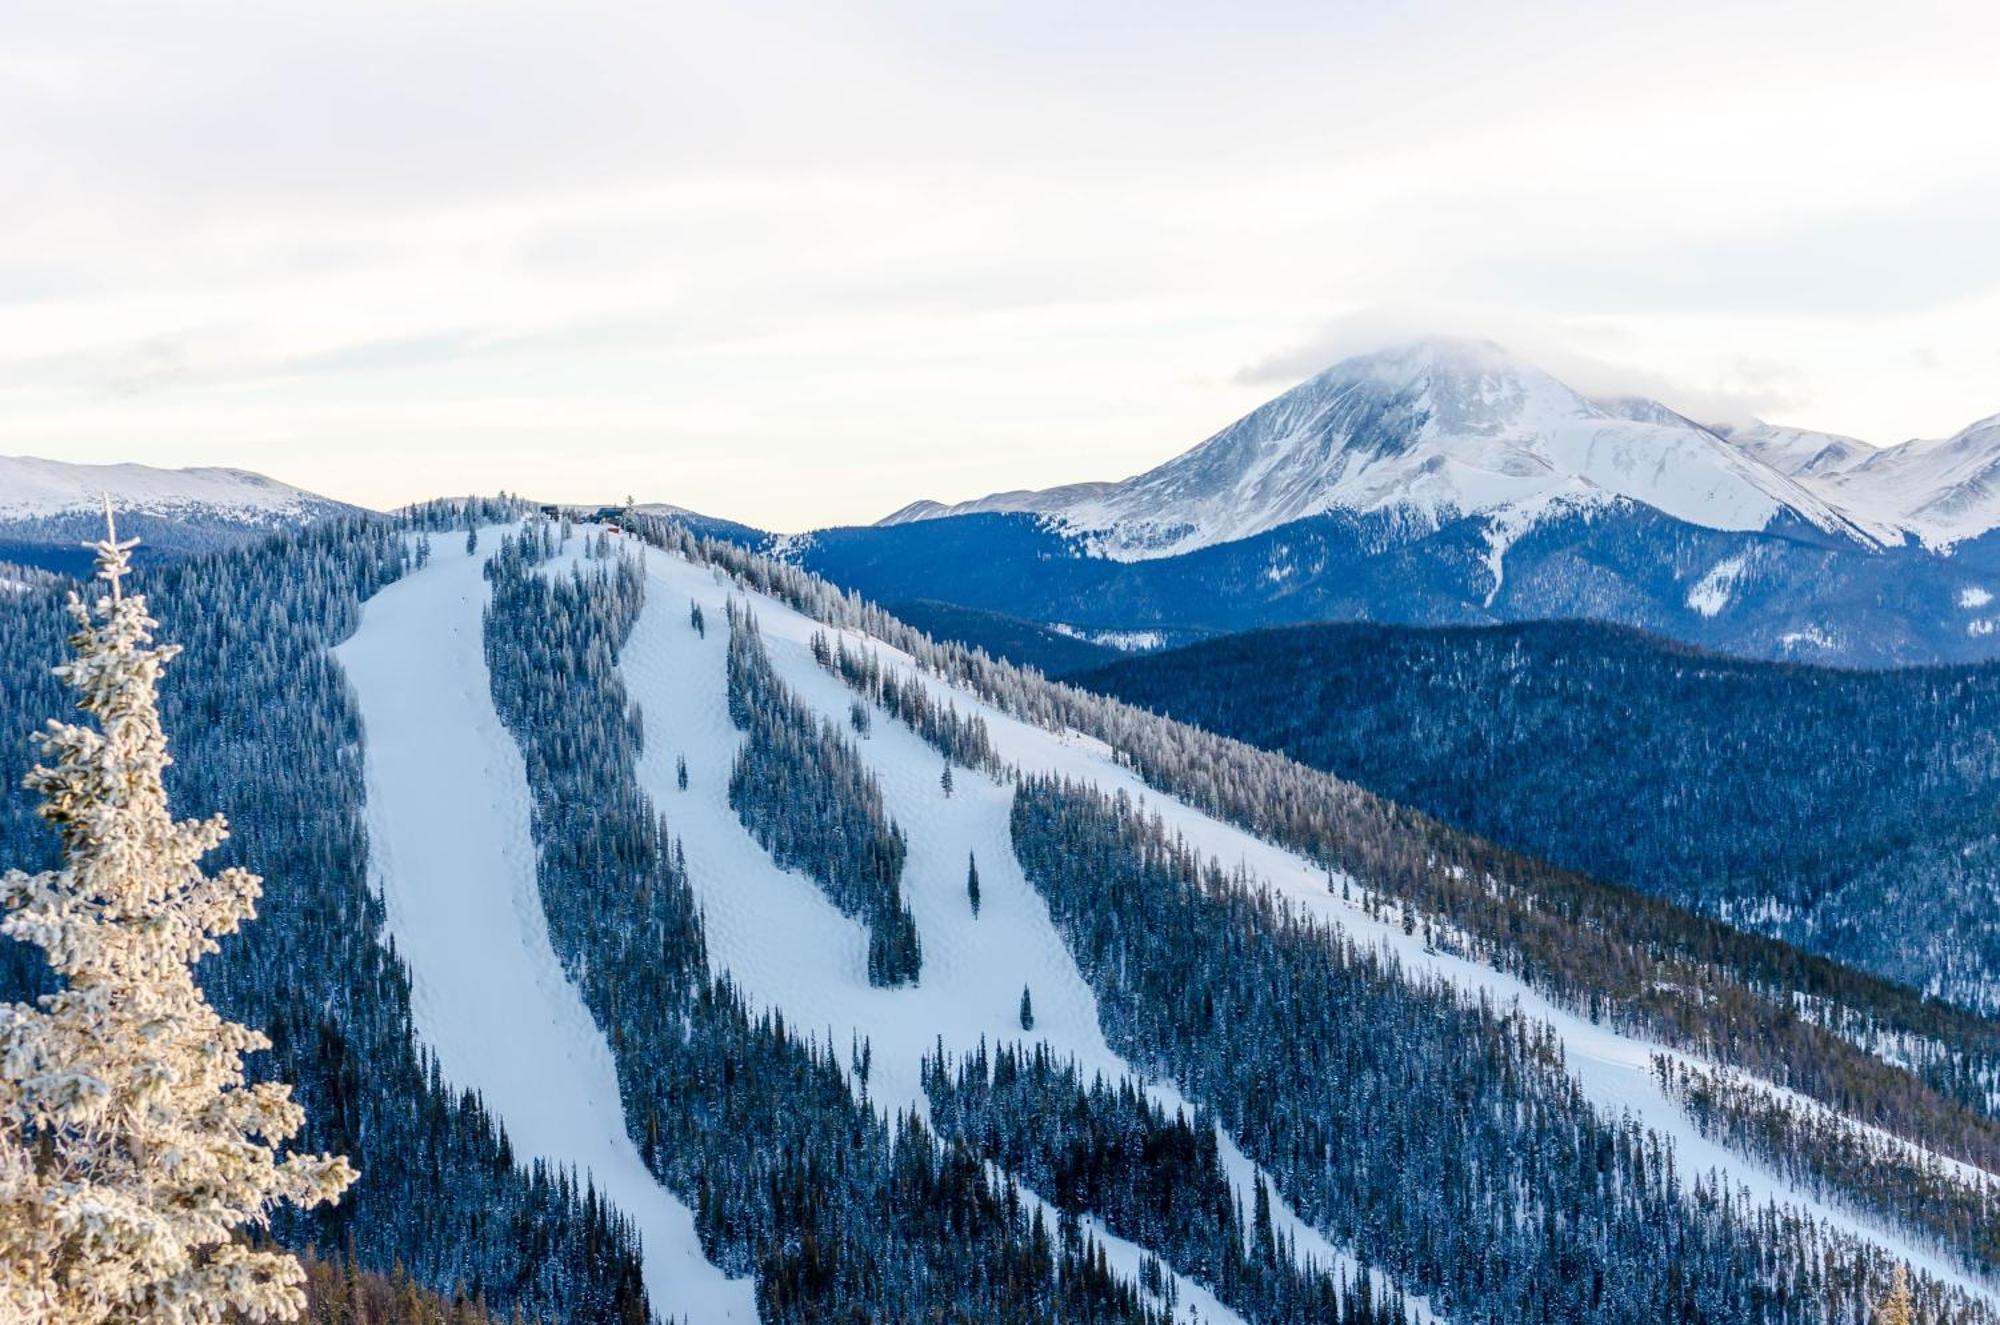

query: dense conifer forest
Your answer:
[0,506,652,1325]
[1651,1056,2000,1274]
[1008,774,1985,1322]
[1069,618,2000,1010]
[924,1042,1412,1325]
[815,627,1001,774]
[292,1247,521,1325]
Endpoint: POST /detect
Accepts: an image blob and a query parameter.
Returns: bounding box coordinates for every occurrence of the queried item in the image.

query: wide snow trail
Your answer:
[336,532,756,1325]
[624,551,1128,1134]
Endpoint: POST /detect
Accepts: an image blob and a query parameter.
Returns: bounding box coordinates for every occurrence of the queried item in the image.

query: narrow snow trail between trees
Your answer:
[630,542,1998,1305]
[624,545,1432,1324]
[335,531,756,1325]
[1003,1169,1246,1325]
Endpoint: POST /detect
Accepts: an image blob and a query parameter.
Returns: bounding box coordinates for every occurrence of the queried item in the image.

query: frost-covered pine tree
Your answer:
[1875,1264,1913,1325]
[0,515,355,1325]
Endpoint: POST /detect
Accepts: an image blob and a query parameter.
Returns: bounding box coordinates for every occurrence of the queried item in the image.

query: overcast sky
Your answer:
[3,1,1997,529]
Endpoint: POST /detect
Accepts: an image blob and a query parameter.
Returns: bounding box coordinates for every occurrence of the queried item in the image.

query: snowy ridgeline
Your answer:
[337,521,2000,1324]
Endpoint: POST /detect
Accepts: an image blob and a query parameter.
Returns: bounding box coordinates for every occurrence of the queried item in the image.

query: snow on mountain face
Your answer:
[877,481,1120,528]
[883,340,1871,561]
[1591,395,1713,433]
[1713,422,1875,479]
[1804,413,2000,548]
[0,454,345,525]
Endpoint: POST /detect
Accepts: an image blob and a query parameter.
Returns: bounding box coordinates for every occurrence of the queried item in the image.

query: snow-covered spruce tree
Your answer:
[1875,1264,1913,1325]
[0,519,355,1325]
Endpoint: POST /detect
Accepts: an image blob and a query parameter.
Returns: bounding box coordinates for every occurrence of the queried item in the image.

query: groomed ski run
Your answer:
[336,530,757,1324]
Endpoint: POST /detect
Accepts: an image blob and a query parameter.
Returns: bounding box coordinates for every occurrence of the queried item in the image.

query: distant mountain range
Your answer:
[11,337,2000,666]
[0,454,358,575]
[775,339,2000,667]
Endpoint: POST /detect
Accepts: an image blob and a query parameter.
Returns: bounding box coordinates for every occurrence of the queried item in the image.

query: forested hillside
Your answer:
[610,513,2000,1309]
[1069,620,2000,1009]
[11,503,2000,1325]
[1008,775,1964,1319]
[668,513,2000,1163]
[475,524,1177,1324]
[0,507,652,1325]
[886,598,1126,674]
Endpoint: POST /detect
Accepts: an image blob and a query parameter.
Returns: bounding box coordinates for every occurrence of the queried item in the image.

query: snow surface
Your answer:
[642,537,1999,1302]
[621,544,1438,1321]
[0,454,341,523]
[1003,1170,1248,1325]
[1808,414,2000,548]
[876,339,1873,561]
[1686,553,1748,618]
[1714,422,1877,480]
[335,530,755,1325]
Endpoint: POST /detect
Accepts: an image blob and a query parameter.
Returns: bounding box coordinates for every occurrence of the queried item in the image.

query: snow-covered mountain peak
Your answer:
[1812,413,2000,548]
[1327,336,1593,433]
[1712,422,1876,479]
[0,454,349,525]
[879,338,1873,560]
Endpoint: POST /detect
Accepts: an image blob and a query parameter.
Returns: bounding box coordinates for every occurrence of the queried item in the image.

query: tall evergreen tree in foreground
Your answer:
[0,518,354,1324]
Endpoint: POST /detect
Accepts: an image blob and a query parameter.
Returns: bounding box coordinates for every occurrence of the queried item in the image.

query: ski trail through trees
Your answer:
[623,544,1432,1323]
[335,530,756,1325]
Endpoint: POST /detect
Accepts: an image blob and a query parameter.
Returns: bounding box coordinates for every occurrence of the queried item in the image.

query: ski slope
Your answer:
[622,544,1433,1323]
[335,530,755,1325]
[634,537,2000,1304]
